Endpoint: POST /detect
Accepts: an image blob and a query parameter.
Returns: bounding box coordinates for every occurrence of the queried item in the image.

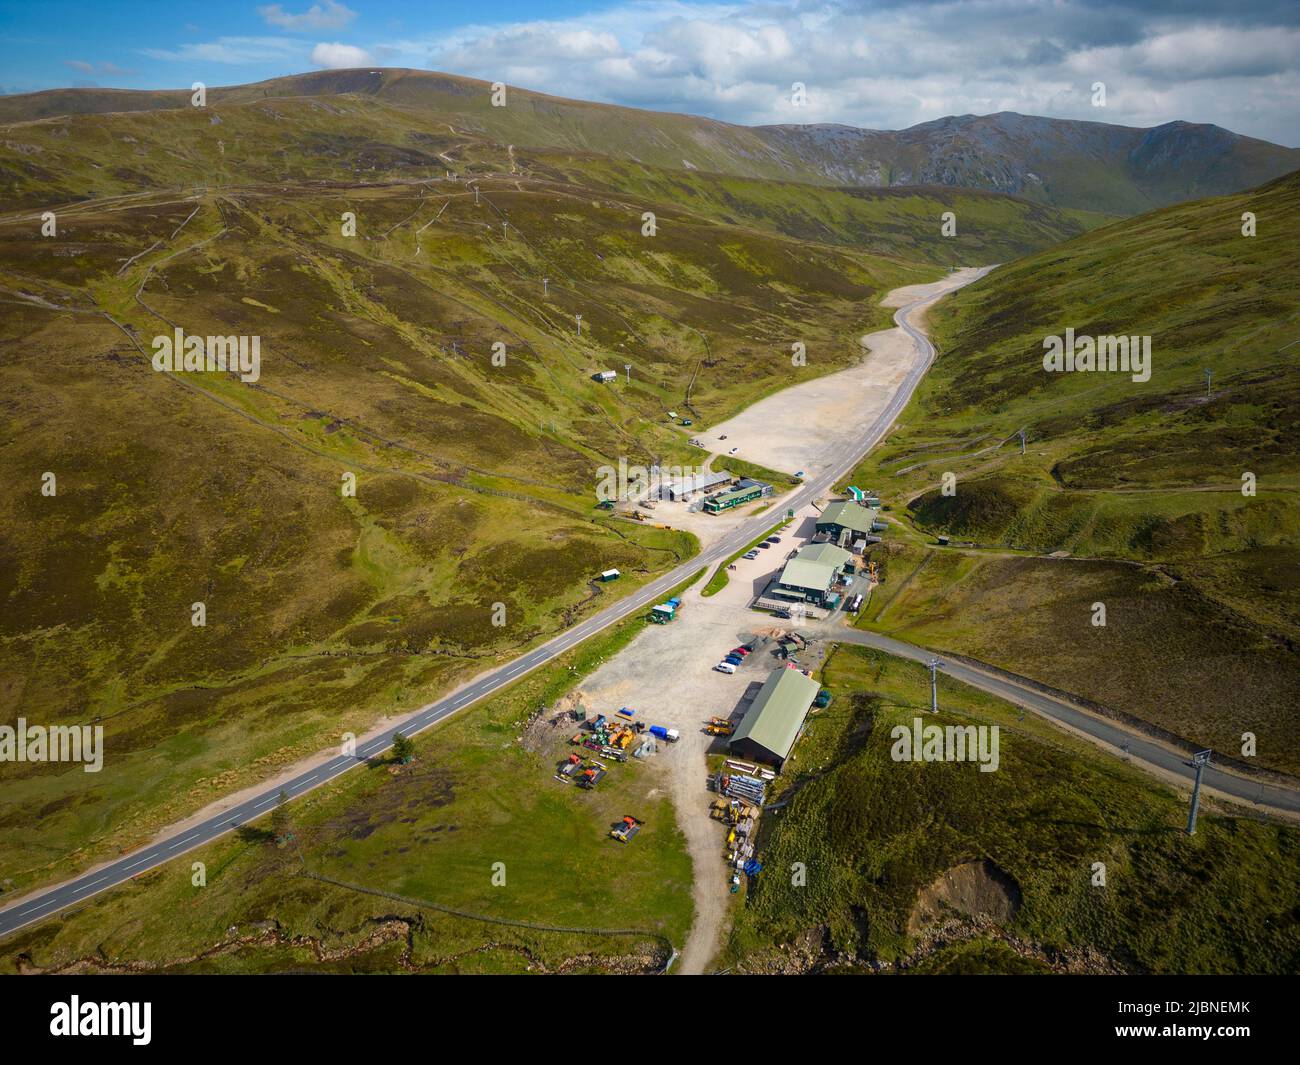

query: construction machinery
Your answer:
[610,815,644,843]
[706,716,735,736]
[577,763,607,789]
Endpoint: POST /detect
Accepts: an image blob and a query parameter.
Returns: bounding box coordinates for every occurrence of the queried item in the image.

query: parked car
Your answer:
[715,662,737,674]
[729,447,739,454]
[757,542,771,549]
[742,550,759,560]
[731,647,750,657]
[773,609,792,620]
[767,536,782,543]
[724,655,743,666]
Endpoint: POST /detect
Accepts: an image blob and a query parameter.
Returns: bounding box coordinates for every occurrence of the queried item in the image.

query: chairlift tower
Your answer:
[575,314,582,337]
[1186,749,1212,835]
[1203,368,1213,398]
[928,656,942,714]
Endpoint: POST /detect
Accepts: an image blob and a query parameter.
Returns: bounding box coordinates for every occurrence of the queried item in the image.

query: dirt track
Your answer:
[705,268,988,477]
[571,510,821,974]
[572,268,989,973]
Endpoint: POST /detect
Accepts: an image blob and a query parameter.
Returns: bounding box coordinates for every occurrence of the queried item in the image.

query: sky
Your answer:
[1,0,1297,144]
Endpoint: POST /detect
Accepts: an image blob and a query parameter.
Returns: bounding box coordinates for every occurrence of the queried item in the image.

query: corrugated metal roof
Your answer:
[664,471,730,497]
[778,542,851,592]
[709,484,762,505]
[817,500,874,534]
[731,667,820,761]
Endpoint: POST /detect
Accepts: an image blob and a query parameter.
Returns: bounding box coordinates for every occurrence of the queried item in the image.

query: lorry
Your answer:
[649,725,680,743]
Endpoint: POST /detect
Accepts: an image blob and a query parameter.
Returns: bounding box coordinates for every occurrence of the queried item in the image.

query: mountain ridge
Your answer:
[2,68,1296,215]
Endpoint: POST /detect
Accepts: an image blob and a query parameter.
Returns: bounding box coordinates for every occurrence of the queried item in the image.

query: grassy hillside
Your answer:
[1,69,1295,215]
[847,170,1300,773]
[724,645,1300,975]
[0,80,1107,894]
[0,604,696,974]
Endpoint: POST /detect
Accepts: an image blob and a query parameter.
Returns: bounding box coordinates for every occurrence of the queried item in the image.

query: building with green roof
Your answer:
[770,542,852,607]
[816,500,875,542]
[703,483,764,513]
[729,666,821,767]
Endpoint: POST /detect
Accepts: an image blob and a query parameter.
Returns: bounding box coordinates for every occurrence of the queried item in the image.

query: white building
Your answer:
[661,471,731,501]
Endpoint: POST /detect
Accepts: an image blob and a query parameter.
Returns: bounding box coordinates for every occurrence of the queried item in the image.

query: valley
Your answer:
[0,63,1295,980]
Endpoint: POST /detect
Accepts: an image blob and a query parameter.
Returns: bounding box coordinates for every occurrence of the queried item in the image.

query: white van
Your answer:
[714,662,737,674]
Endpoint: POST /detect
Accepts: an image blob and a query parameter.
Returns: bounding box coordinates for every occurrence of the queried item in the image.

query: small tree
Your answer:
[392,732,415,764]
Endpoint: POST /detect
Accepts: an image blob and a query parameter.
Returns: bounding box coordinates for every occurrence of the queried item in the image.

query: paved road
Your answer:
[815,626,1300,815]
[0,270,983,939]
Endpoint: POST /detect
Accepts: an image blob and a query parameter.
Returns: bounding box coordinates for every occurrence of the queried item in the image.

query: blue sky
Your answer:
[1,0,1297,144]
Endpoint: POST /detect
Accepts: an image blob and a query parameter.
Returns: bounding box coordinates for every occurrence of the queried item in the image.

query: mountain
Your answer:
[0,75,1099,895]
[847,169,1300,774]
[757,112,1300,215]
[1,69,1296,216]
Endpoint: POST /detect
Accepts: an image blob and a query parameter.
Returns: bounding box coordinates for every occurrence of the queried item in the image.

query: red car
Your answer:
[730,647,750,657]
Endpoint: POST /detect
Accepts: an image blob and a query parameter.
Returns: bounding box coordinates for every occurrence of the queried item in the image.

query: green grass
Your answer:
[722,643,1300,974]
[0,89,1065,891]
[0,145,894,888]
[843,170,1300,774]
[0,593,697,974]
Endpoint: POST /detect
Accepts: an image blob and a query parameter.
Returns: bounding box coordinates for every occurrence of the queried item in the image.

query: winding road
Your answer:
[813,626,1300,816]
[3,265,1293,943]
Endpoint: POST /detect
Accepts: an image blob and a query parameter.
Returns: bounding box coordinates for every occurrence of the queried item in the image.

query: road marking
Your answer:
[0,283,989,938]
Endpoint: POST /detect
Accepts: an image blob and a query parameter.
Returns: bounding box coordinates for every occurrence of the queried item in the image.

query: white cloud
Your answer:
[311,41,374,69]
[121,1,1300,144]
[392,0,1300,144]
[259,1,357,33]
[141,36,304,65]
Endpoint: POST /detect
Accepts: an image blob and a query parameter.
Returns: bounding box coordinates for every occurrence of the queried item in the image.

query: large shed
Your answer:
[773,542,852,606]
[729,666,821,767]
[816,500,875,542]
